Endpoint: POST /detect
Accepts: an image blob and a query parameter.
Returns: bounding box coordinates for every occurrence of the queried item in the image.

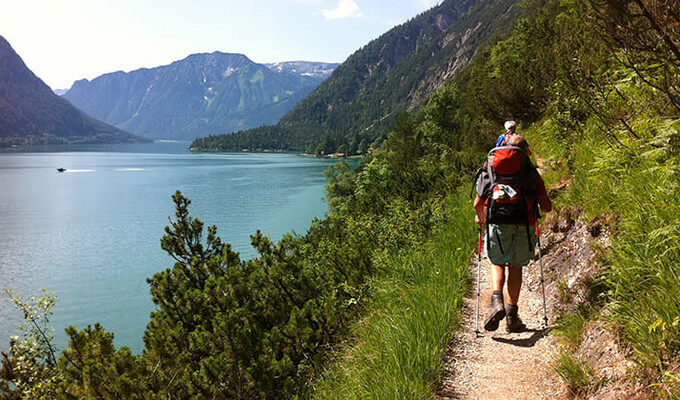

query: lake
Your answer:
[0,142,346,353]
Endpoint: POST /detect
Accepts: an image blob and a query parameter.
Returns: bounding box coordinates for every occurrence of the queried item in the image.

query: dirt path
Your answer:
[436,252,569,399]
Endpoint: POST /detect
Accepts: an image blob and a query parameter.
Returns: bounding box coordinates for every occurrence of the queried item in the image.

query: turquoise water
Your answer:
[0,142,344,353]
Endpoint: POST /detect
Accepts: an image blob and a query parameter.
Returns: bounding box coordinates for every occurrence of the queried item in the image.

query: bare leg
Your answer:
[506,265,523,305]
[490,264,505,292]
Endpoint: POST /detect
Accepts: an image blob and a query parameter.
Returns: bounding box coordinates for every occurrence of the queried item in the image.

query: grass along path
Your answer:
[312,193,476,399]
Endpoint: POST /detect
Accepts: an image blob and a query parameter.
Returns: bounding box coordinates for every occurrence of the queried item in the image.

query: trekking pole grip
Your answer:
[478,226,484,254]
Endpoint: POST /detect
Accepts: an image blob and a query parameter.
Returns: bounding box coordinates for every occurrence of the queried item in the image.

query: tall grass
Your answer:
[603,155,680,372]
[553,349,602,396]
[312,190,476,399]
[566,122,680,368]
[531,114,680,395]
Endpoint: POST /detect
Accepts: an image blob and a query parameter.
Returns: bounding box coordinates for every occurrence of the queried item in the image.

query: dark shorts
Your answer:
[485,223,537,267]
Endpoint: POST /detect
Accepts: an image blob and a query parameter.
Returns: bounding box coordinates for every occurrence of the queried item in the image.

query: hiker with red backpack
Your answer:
[496,120,518,147]
[473,134,552,332]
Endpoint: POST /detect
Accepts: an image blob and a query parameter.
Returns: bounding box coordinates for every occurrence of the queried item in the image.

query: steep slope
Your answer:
[0,35,144,147]
[191,0,523,153]
[63,54,338,140]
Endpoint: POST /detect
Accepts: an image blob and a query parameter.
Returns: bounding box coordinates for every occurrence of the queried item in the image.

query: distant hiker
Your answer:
[473,134,552,332]
[496,120,518,147]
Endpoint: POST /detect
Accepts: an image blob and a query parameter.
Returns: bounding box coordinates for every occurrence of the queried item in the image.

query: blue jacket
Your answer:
[496,131,518,147]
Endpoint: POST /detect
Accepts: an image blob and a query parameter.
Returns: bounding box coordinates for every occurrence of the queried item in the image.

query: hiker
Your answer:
[473,134,552,332]
[496,120,518,147]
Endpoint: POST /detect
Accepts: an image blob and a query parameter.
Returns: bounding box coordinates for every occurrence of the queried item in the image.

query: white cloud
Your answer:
[322,0,363,19]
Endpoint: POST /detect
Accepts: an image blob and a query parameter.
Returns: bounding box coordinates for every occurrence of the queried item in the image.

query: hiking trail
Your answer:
[436,253,568,399]
[436,206,603,399]
[436,200,620,400]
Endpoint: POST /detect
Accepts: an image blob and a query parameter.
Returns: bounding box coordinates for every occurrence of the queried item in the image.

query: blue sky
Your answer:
[0,0,440,90]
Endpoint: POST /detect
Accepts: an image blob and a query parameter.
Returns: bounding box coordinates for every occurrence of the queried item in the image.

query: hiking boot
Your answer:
[506,314,526,332]
[484,290,506,331]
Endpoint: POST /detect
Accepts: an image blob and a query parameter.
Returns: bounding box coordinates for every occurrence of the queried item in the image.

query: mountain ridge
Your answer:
[63,52,339,141]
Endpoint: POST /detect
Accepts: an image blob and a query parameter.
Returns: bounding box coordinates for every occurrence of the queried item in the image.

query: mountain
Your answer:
[0,35,146,147]
[62,54,339,141]
[265,61,337,79]
[190,0,523,153]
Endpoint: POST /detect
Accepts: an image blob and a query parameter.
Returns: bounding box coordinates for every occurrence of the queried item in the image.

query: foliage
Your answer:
[142,192,356,398]
[130,145,472,398]
[57,324,147,399]
[554,304,599,348]
[0,290,60,400]
[553,350,602,396]
[586,0,680,113]
[313,192,475,399]
[561,123,680,380]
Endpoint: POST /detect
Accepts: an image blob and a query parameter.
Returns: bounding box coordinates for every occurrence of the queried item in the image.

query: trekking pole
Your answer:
[536,224,549,329]
[475,225,482,336]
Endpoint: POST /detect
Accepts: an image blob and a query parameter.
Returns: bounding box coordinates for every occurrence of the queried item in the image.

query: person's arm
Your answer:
[473,195,485,225]
[536,175,552,212]
[538,194,552,213]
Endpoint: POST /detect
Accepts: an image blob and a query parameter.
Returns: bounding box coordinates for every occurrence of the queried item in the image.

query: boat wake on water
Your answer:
[57,168,146,173]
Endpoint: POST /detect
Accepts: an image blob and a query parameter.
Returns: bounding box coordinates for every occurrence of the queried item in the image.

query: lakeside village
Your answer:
[189,147,367,159]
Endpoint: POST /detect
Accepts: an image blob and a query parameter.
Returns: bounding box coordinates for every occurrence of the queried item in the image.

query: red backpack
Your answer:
[474,146,539,225]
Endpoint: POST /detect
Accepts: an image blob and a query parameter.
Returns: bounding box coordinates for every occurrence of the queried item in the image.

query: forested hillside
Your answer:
[190,0,523,154]
[0,35,146,147]
[2,0,680,398]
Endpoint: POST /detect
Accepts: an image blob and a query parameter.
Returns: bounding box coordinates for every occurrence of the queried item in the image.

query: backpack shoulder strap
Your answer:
[471,164,486,199]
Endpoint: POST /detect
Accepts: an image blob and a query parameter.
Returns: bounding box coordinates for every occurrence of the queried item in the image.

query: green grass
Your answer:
[311,190,476,399]
[553,349,601,396]
[554,310,588,348]
[565,126,680,369]
[529,106,680,395]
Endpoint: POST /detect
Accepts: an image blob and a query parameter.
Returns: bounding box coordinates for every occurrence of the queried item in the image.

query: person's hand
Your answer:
[475,214,482,225]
